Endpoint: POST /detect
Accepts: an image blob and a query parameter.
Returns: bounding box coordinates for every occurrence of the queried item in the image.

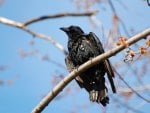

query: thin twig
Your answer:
[117,84,150,93]
[31,28,150,113]
[0,17,68,55]
[114,70,150,103]
[23,11,98,26]
[119,19,130,36]
[108,0,130,37]
[147,0,150,6]
[108,0,116,13]
[112,96,144,113]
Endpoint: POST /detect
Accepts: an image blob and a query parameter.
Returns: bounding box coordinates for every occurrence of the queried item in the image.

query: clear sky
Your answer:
[0,0,150,113]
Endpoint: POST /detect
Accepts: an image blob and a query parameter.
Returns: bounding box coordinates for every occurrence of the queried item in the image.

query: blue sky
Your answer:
[0,0,150,113]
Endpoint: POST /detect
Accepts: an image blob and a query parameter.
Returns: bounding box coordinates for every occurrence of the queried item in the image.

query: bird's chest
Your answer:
[68,39,97,66]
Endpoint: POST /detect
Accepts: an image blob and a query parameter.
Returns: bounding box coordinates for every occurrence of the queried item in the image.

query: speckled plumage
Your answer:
[61,26,116,106]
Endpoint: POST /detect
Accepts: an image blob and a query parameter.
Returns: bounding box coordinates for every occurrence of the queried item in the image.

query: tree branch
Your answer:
[147,0,150,6]
[31,28,150,113]
[117,84,150,93]
[115,70,150,102]
[0,17,68,55]
[108,0,130,36]
[112,96,144,113]
[0,11,98,55]
[23,11,98,26]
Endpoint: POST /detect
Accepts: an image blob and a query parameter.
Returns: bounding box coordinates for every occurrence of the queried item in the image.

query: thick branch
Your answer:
[31,28,150,113]
[23,11,98,26]
[0,17,68,55]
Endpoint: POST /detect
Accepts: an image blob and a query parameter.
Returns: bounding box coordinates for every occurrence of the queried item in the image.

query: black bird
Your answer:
[60,25,116,106]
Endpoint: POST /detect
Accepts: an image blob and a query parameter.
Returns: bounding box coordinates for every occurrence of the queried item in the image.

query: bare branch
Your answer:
[108,0,116,14]
[23,11,98,26]
[0,17,23,27]
[112,96,144,113]
[108,0,130,36]
[115,70,150,102]
[147,0,150,6]
[0,17,68,55]
[117,84,150,93]
[31,28,150,113]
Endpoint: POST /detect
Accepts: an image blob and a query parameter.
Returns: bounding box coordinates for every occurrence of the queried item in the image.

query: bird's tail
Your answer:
[89,88,109,106]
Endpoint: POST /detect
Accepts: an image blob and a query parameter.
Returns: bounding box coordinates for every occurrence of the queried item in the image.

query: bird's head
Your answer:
[60,25,84,39]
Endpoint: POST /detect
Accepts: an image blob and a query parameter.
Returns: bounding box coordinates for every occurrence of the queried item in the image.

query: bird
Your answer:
[60,25,116,106]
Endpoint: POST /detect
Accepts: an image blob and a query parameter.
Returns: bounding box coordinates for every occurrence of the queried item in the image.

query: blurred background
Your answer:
[0,0,150,113]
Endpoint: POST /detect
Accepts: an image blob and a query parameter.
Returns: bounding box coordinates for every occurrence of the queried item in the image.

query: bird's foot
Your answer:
[97,89,109,106]
[89,90,98,102]
[89,89,109,106]
[74,65,79,71]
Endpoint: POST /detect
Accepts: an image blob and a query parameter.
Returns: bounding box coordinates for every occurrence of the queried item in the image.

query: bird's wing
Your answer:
[103,59,116,93]
[88,32,116,93]
[65,55,84,88]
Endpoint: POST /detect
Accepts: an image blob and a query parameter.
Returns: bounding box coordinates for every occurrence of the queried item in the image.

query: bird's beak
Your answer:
[60,27,69,32]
